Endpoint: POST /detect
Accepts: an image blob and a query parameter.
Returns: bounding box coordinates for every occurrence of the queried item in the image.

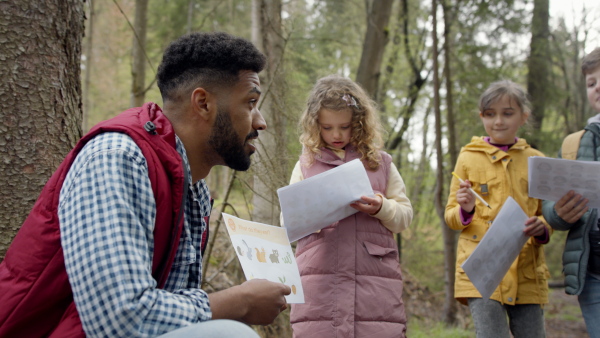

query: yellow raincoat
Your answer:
[445,136,551,305]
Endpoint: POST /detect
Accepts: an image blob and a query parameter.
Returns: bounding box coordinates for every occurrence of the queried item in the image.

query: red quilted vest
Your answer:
[0,103,197,337]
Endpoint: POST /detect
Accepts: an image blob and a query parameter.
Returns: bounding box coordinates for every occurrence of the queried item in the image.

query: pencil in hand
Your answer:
[451,172,492,209]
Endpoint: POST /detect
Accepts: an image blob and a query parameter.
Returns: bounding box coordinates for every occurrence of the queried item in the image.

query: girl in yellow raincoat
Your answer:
[445,80,551,338]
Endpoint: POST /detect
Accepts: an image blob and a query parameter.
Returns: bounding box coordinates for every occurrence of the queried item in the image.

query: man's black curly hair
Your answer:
[157,31,266,101]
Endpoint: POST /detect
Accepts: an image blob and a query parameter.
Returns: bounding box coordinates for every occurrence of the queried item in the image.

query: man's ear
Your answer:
[191,87,215,121]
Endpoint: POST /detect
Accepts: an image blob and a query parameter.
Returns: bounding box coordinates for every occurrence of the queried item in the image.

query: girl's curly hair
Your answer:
[299,75,384,170]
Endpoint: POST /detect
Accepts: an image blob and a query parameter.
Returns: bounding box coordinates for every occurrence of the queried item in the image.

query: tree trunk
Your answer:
[0,0,84,259]
[432,0,457,325]
[526,0,549,147]
[83,0,95,132]
[187,0,195,35]
[250,6,290,337]
[250,0,287,227]
[410,106,432,208]
[130,0,148,108]
[355,0,394,101]
[442,0,458,170]
[440,0,458,325]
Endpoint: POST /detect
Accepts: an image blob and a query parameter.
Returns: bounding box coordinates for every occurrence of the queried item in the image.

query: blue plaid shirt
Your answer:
[58,132,212,337]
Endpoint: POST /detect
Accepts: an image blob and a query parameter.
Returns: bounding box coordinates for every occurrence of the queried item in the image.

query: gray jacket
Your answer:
[542,123,600,295]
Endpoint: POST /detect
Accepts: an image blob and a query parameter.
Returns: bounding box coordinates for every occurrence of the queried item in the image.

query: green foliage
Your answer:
[408,320,475,338]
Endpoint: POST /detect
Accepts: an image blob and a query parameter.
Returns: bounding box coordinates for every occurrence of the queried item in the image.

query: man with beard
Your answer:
[0,32,290,338]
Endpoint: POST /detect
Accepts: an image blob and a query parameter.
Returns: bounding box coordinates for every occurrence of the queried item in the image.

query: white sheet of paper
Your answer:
[222,213,304,303]
[277,159,374,242]
[461,196,530,300]
[528,156,600,208]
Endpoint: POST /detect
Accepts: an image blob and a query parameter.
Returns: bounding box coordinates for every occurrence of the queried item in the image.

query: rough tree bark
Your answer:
[526,0,549,147]
[355,0,395,101]
[0,0,85,259]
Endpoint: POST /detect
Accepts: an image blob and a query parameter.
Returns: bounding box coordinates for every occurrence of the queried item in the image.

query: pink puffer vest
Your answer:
[290,145,406,338]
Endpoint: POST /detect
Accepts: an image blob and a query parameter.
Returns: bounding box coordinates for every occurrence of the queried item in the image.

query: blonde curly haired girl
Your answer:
[298,74,384,170]
[287,74,413,337]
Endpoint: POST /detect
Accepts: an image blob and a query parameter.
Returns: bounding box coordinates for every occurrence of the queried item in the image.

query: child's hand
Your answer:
[456,180,475,213]
[523,216,546,237]
[350,195,383,215]
[554,190,589,223]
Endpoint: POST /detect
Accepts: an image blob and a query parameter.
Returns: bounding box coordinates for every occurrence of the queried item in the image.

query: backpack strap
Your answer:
[561,129,585,160]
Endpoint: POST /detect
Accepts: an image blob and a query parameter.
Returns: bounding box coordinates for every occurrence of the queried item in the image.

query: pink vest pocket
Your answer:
[363,241,397,257]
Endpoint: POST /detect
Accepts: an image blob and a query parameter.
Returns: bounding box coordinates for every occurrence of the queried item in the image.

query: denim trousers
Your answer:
[157,319,259,338]
[579,274,600,338]
[468,298,546,338]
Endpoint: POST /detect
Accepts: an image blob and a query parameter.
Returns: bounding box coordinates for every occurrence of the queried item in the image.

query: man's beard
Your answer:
[208,108,258,171]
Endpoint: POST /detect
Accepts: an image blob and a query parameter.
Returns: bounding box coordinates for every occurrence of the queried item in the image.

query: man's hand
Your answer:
[554,190,588,223]
[237,279,291,325]
[209,279,291,325]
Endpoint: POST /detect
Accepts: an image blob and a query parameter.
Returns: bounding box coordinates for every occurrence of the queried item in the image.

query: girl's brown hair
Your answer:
[299,75,384,170]
[582,47,600,75]
[478,79,532,116]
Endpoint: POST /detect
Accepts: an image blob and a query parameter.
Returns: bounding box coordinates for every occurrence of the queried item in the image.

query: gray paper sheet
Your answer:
[277,159,374,242]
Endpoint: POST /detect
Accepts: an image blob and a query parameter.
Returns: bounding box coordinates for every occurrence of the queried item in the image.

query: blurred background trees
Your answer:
[1,0,599,336]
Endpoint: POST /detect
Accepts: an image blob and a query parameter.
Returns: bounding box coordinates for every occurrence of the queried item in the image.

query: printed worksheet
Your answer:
[277,159,374,242]
[528,156,600,208]
[461,196,530,300]
[222,213,304,303]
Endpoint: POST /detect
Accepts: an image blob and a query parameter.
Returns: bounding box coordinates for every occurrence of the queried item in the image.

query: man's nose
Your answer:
[252,108,267,131]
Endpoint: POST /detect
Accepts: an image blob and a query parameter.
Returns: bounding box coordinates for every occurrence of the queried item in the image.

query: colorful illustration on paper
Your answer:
[222,213,305,303]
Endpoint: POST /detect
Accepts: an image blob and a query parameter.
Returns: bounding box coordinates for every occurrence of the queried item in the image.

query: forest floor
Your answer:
[205,215,588,337]
[544,289,588,338]
[404,272,589,337]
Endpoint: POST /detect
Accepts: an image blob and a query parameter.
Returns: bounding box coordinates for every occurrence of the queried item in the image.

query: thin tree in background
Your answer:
[385,0,429,153]
[131,0,148,107]
[187,0,195,34]
[551,10,595,134]
[432,0,456,325]
[441,0,459,170]
[527,0,550,147]
[0,0,84,259]
[251,0,288,227]
[250,6,291,336]
[355,0,395,101]
[381,0,429,260]
[440,0,458,325]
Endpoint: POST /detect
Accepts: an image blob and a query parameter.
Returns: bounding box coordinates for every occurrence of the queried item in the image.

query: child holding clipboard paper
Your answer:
[444,80,551,338]
[286,75,413,337]
[542,47,600,338]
